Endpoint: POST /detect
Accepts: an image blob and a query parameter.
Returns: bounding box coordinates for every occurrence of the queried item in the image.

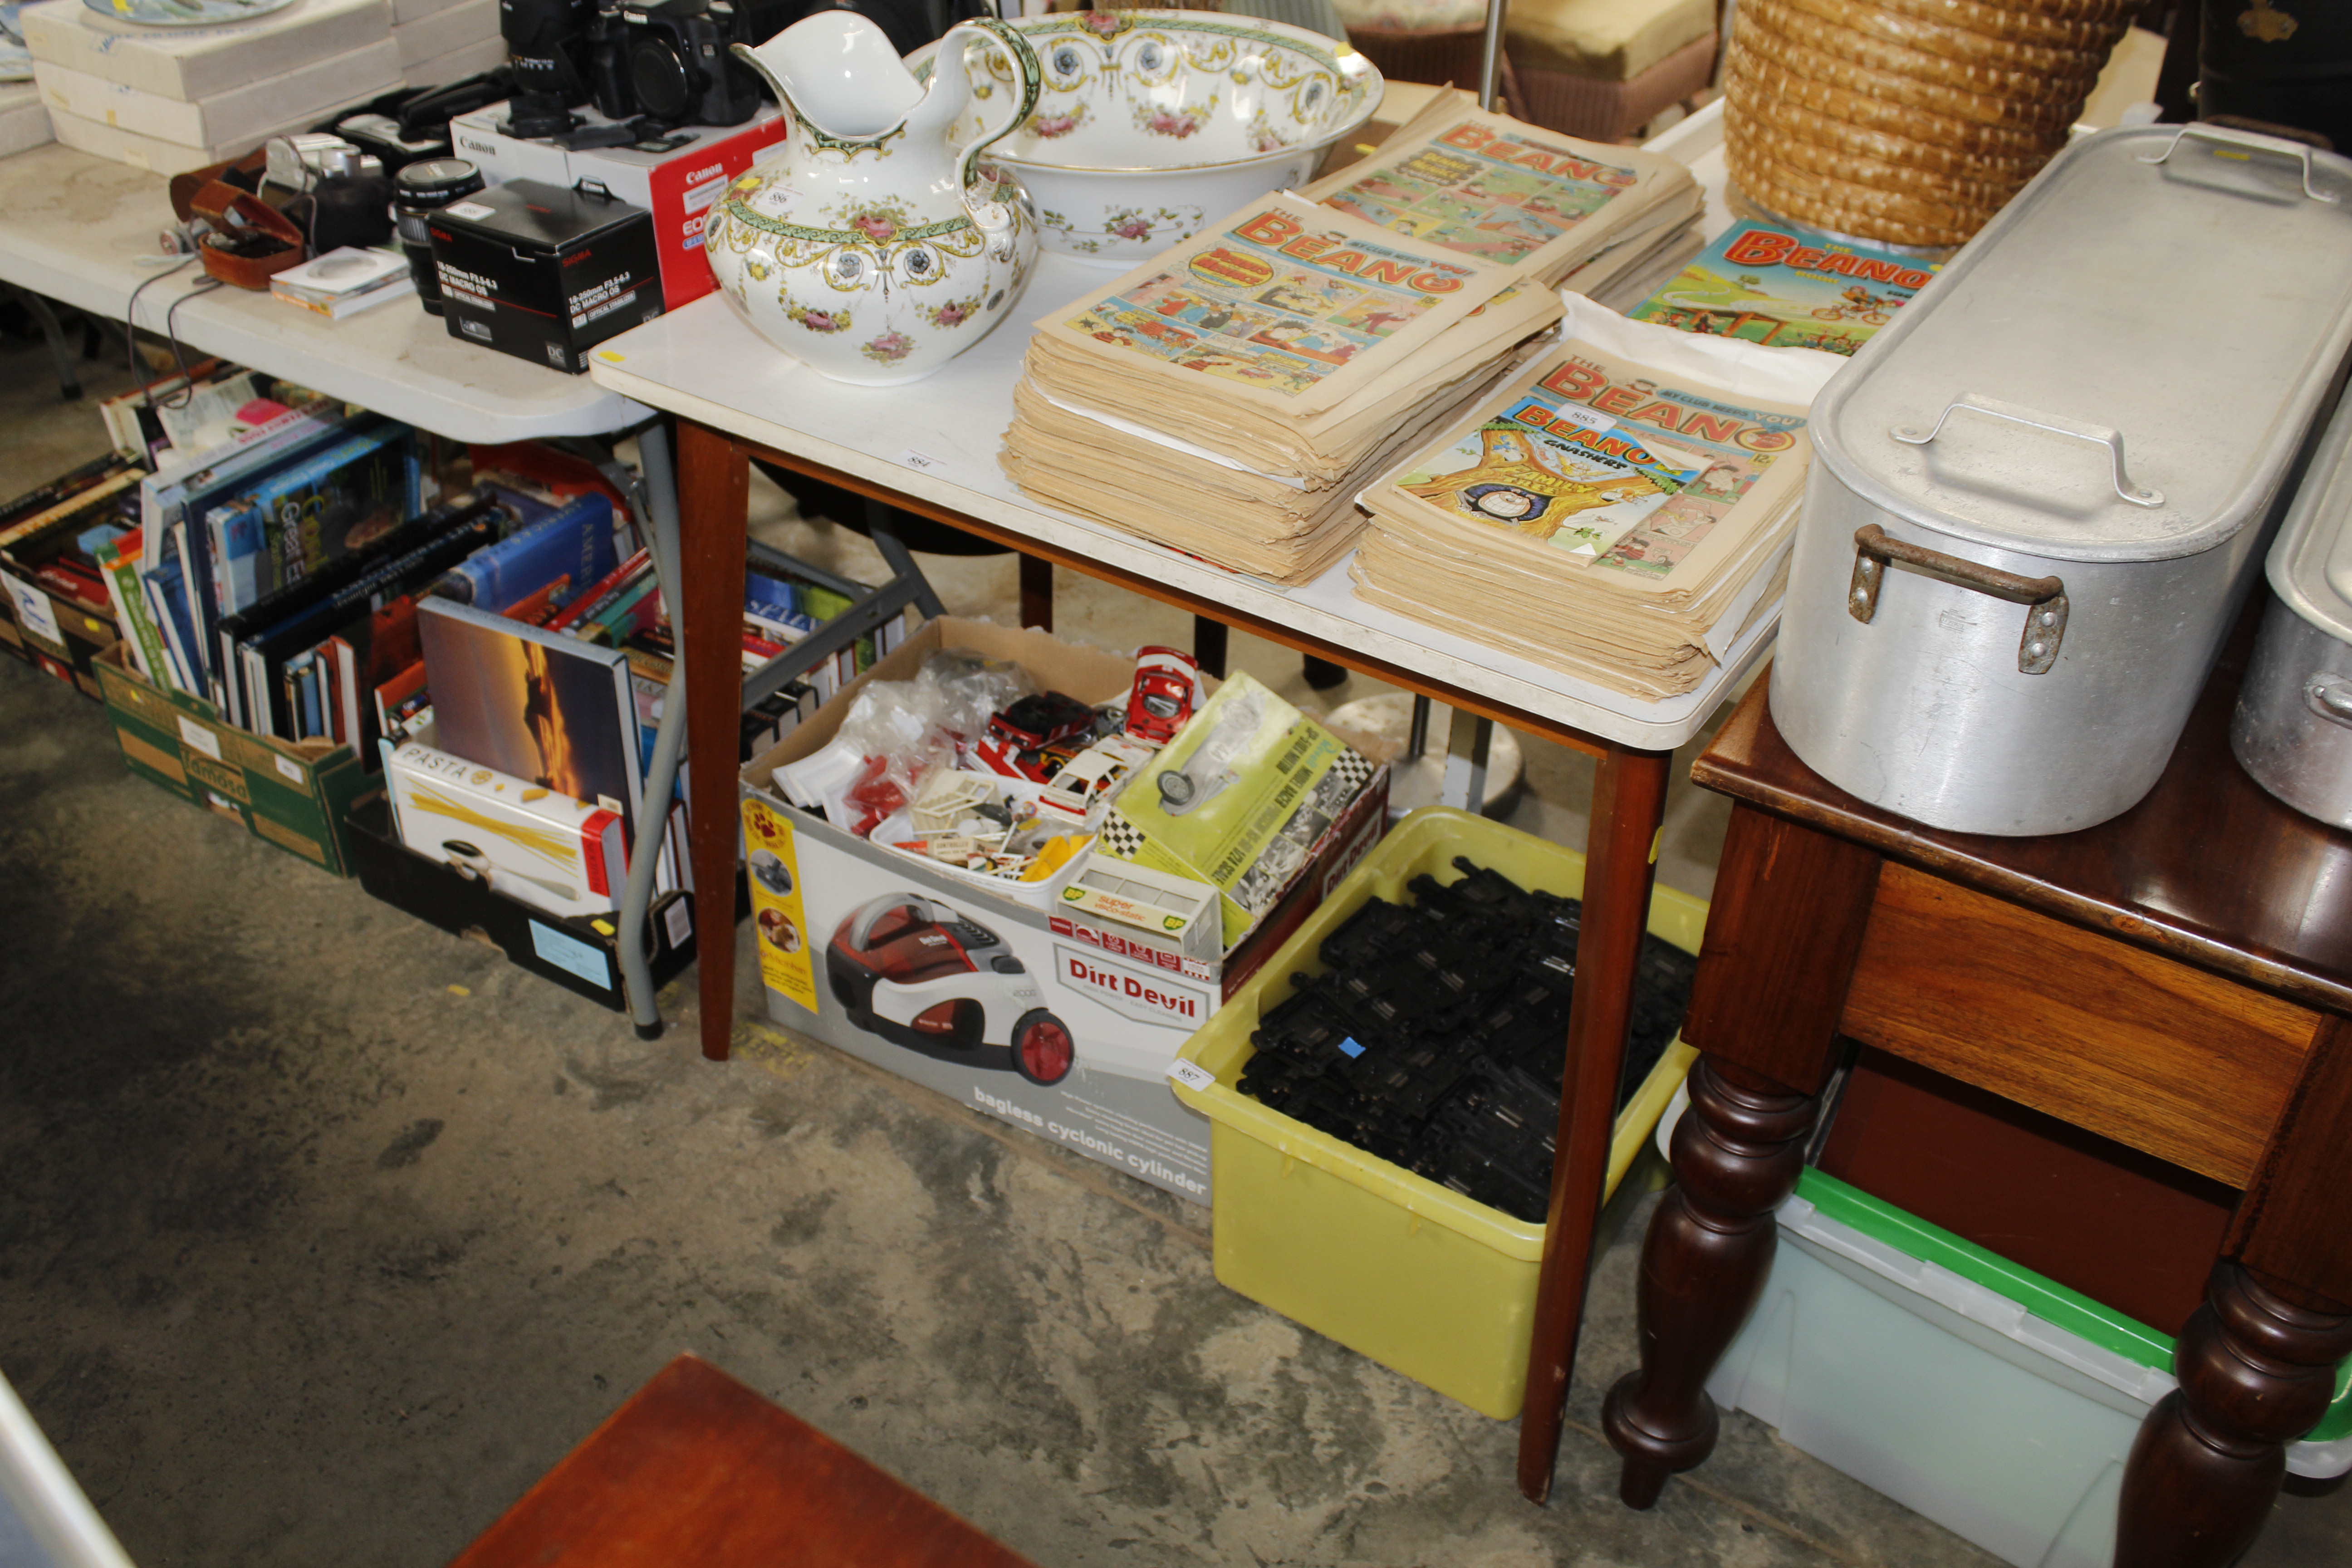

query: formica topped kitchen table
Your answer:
[583,152,1763,1499]
[1601,631,2352,1566]
[0,143,650,444]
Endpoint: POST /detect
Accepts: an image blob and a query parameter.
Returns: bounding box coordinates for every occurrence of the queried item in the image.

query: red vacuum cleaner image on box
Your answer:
[825,892,1076,1087]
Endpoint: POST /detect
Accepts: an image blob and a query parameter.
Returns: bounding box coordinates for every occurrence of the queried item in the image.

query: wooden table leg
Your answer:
[1593,803,1882,1506]
[1019,554,1052,632]
[1602,1057,1818,1506]
[2116,1262,2352,1568]
[1517,744,1669,1503]
[677,418,751,1063]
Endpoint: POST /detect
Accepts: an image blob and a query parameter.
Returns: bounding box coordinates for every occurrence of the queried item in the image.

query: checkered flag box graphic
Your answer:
[1098,814,1148,860]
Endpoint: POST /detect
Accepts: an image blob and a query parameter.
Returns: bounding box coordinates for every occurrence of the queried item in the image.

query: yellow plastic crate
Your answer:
[1171,806,1705,1419]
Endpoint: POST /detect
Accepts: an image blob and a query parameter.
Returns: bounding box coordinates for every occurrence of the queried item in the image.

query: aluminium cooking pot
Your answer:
[2234,388,2352,828]
[1771,124,2352,837]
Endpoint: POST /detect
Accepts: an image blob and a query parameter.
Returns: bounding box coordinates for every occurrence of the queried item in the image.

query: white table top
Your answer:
[588,104,1760,752]
[0,142,651,444]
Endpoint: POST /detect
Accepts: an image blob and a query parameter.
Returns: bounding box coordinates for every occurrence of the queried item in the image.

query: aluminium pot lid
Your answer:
[1811,124,2352,566]
[2270,386,2352,643]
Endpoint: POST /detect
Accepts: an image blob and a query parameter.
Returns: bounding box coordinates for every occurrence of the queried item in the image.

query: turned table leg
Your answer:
[1602,1055,1819,1508]
[2115,1262,2352,1568]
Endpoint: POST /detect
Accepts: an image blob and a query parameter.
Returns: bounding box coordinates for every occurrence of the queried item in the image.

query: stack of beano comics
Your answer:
[1352,302,1833,701]
[1002,192,1562,583]
[1299,89,1707,309]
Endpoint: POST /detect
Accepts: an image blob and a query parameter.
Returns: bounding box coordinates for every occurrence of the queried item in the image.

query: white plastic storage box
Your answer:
[1711,1171,2352,1568]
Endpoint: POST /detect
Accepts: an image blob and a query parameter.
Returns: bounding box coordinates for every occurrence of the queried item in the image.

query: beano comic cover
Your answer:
[1628,221,1942,357]
[1299,99,1690,281]
[1037,193,1533,416]
[1373,337,1812,587]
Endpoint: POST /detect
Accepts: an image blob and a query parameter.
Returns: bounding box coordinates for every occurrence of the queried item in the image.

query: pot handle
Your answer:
[2136,123,2341,205]
[1890,392,2163,510]
[946,18,1043,260]
[2306,674,2352,726]
[1848,524,2070,676]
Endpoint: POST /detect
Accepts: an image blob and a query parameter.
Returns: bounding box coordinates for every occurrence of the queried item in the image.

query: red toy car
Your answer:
[986,691,1098,752]
[1124,647,1203,746]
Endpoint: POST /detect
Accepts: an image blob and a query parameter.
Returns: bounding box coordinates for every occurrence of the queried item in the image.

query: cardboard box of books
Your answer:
[342,793,716,1013]
[0,452,145,690]
[740,617,1390,1203]
[95,642,371,875]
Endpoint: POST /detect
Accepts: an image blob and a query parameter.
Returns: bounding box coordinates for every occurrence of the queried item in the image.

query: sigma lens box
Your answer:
[428,179,663,374]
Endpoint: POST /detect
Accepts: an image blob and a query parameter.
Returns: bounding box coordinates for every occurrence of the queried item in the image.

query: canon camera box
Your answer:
[740,617,1389,1204]
[429,179,663,373]
[451,102,784,312]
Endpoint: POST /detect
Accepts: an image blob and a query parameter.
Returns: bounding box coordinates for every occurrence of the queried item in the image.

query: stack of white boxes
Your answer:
[392,0,504,88]
[22,0,402,175]
[0,81,52,158]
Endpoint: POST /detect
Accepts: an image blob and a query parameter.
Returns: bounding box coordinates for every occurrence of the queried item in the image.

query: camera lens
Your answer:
[393,158,485,316]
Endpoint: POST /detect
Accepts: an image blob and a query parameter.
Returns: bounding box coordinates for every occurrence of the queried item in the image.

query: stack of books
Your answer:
[1351,301,1838,700]
[1298,89,1706,310]
[1001,193,1563,584]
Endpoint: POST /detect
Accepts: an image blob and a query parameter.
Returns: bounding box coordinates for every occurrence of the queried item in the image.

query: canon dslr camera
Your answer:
[618,0,766,127]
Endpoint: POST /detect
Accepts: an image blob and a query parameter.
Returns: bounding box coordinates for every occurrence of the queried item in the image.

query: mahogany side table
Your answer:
[1601,650,2352,1567]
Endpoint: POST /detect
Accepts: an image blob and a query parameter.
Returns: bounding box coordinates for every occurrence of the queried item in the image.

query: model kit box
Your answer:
[344,793,719,1010]
[94,642,370,875]
[741,617,1391,1203]
[429,179,664,374]
[451,103,785,313]
[1103,671,1382,951]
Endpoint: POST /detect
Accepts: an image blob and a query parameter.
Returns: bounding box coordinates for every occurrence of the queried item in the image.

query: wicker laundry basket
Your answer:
[1723,0,2137,248]
[1511,29,1717,143]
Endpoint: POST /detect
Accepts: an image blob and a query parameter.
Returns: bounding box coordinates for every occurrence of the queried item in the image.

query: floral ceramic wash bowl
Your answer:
[906,9,1382,265]
[704,11,1044,386]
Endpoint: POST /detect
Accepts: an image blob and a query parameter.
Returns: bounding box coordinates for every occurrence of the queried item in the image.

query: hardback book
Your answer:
[202,419,420,613]
[1627,220,1943,357]
[1298,90,1702,289]
[416,595,648,836]
[217,500,497,739]
[431,491,616,613]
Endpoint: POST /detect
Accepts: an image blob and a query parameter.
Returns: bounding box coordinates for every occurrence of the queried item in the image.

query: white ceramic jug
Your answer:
[705,12,1044,385]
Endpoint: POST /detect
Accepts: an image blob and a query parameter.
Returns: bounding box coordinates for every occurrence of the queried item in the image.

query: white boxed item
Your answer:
[391,0,471,25]
[402,34,504,87]
[387,725,628,921]
[0,83,53,157]
[270,245,416,317]
[1709,1176,2352,1568]
[47,89,382,173]
[33,41,400,149]
[20,0,393,102]
[392,0,495,66]
[451,101,784,313]
[740,616,1392,1204]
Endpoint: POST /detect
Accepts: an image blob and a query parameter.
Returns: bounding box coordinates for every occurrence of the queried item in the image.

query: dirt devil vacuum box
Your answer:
[740,617,1389,1204]
[429,178,663,373]
[451,102,785,312]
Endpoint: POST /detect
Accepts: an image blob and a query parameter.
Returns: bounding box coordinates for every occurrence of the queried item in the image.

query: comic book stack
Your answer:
[1001,99,1705,584]
[1352,302,1840,700]
[1002,194,1562,584]
[1298,89,1706,309]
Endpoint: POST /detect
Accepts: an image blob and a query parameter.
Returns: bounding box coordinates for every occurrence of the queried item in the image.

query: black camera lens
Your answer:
[394,158,485,316]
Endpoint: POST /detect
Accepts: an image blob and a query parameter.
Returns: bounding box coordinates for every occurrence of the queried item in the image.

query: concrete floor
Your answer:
[2,323,2347,1568]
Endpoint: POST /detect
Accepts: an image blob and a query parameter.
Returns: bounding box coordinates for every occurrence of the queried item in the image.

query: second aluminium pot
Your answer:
[1770,123,2352,837]
[2233,390,2352,828]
